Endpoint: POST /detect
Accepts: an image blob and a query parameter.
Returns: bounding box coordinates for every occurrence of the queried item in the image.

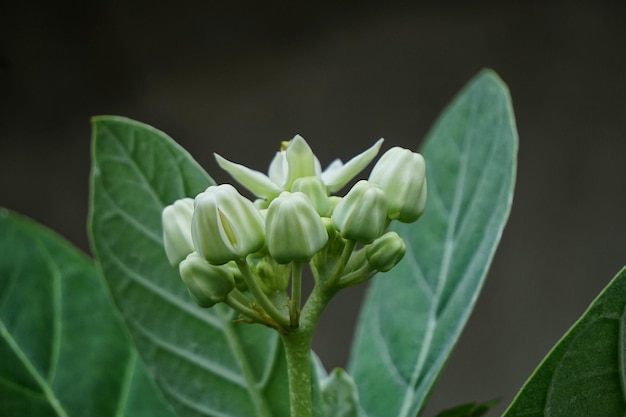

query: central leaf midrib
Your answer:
[396,86,483,417]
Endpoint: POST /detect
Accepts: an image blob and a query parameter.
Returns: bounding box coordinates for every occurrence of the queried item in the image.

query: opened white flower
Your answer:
[214,135,384,202]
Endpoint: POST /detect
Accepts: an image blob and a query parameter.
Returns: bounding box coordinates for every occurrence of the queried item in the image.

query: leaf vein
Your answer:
[397,84,483,417]
[0,319,70,417]
[101,124,166,208]
[100,241,224,330]
[130,318,247,388]
[114,349,136,417]
[99,185,162,245]
[373,297,409,389]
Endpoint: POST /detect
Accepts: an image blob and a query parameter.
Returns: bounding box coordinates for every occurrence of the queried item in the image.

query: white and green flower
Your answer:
[214,135,384,202]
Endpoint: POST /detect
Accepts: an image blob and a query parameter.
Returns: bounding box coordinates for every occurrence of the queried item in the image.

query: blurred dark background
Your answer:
[2,1,626,415]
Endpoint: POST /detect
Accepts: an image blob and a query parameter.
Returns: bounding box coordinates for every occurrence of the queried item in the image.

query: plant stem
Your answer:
[326,239,356,288]
[281,329,314,417]
[281,283,336,417]
[236,259,290,330]
[290,262,303,328]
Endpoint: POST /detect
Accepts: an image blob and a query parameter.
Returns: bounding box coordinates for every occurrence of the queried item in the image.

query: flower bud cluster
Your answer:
[162,135,426,332]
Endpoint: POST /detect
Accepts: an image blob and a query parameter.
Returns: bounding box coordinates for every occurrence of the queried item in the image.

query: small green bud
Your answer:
[192,184,265,265]
[256,258,290,293]
[179,252,235,308]
[291,176,330,216]
[366,231,406,272]
[369,147,427,223]
[162,198,195,267]
[327,196,342,215]
[332,180,388,244]
[266,191,329,264]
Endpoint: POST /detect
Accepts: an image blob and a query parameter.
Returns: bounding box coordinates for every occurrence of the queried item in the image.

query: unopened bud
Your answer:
[162,198,195,267]
[179,252,235,307]
[292,176,330,216]
[366,231,406,272]
[192,184,265,265]
[266,192,329,264]
[332,180,388,244]
[369,147,427,223]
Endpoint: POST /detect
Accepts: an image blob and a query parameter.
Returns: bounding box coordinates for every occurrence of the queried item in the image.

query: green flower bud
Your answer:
[366,231,406,272]
[179,252,235,308]
[332,180,388,244]
[327,196,342,215]
[162,198,195,267]
[291,176,330,216]
[369,147,427,223]
[266,191,329,264]
[192,184,265,265]
[256,258,290,293]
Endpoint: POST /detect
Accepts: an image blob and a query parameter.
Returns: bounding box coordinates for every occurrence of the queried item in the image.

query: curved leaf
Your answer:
[0,209,175,417]
[348,70,518,417]
[503,267,626,417]
[88,117,294,417]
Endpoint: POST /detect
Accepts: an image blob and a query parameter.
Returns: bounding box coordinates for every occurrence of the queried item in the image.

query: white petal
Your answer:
[268,151,287,187]
[285,135,319,189]
[321,138,384,192]
[215,153,282,198]
[322,158,344,175]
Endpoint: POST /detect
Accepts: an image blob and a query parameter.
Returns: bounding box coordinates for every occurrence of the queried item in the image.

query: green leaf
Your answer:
[348,70,518,417]
[502,267,626,417]
[0,209,175,417]
[434,399,499,417]
[88,116,295,417]
[321,369,360,417]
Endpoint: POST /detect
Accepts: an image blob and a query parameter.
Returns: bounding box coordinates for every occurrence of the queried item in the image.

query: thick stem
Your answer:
[281,283,336,417]
[281,330,313,417]
[290,262,303,328]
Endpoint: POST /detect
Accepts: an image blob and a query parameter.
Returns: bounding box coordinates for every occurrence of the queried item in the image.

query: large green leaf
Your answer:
[348,70,518,417]
[503,267,626,417]
[0,209,175,417]
[88,117,295,417]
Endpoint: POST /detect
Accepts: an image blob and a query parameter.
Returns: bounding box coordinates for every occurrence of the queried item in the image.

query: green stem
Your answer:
[326,239,356,288]
[236,259,290,330]
[290,262,303,328]
[224,292,264,323]
[281,283,336,417]
[281,330,314,417]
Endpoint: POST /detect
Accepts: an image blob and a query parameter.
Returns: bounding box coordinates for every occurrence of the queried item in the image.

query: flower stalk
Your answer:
[282,282,336,417]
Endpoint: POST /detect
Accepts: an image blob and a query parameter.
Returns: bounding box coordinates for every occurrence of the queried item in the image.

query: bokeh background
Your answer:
[2,1,626,415]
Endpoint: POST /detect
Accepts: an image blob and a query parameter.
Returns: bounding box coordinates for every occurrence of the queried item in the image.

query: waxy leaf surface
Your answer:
[349,70,518,417]
[0,209,175,417]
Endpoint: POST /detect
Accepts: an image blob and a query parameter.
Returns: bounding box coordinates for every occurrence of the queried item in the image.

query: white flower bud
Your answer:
[162,198,195,267]
[266,192,329,264]
[291,176,330,216]
[192,184,265,265]
[332,180,388,244]
[179,252,235,308]
[369,147,427,223]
